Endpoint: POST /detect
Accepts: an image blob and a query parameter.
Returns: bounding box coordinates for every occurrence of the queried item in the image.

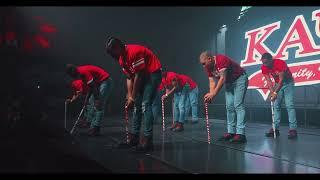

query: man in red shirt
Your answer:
[66,64,113,136]
[161,72,198,131]
[199,51,248,143]
[106,37,162,152]
[68,80,89,103]
[260,53,297,139]
[179,74,199,124]
[67,80,91,128]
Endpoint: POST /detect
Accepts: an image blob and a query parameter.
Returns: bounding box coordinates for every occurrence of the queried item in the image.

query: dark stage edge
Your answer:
[70,117,320,173]
[0,133,111,173]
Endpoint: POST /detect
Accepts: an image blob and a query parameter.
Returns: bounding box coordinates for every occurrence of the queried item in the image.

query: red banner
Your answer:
[248,60,320,100]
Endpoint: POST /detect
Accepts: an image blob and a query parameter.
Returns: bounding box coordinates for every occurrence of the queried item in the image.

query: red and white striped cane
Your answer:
[205,103,211,144]
[124,106,129,144]
[250,87,276,138]
[270,101,276,139]
[162,98,165,131]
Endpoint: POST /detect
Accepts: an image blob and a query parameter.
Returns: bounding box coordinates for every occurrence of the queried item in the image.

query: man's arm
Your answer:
[203,77,216,103]
[263,74,274,92]
[204,71,226,103]
[165,78,179,97]
[69,91,81,102]
[162,86,176,101]
[165,87,170,95]
[78,71,100,100]
[87,80,100,99]
[131,71,144,100]
[165,86,176,97]
[127,78,134,100]
[81,73,100,100]
[212,69,226,95]
[130,56,148,101]
[273,72,285,93]
[208,77,216,94]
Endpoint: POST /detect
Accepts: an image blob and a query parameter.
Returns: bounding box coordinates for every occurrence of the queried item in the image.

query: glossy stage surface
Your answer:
[71,116,320,173]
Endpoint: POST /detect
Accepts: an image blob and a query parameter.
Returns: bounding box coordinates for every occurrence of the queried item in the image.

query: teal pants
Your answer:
[85,78,113,128]
[132,71,162,137]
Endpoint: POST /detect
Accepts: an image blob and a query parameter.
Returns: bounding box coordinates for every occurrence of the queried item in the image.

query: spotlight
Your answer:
[237,6,252,21]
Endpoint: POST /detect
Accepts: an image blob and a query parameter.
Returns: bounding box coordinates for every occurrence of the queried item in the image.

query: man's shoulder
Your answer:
[126,44,149,58]
[273,59,286,64]
[216,54,235,64]
[261,64,269,73]
[127,44,146,51]
[78,64,95,69]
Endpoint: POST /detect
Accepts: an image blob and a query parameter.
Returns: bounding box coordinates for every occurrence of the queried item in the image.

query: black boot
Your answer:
[117,133,139,149]
[133,135,154,153]
[265,128,280,138]
[170,123,178,130]
[88,126,101,136]
[288,129,298,139]
[172,123,184,132]
[78,118,90,128]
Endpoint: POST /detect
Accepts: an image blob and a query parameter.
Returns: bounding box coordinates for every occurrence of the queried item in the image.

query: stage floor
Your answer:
[71,116,320,173]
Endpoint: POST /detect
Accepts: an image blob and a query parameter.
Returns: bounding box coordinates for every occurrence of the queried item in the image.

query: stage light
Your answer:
[237,6,252,21]
[0,10,57,53]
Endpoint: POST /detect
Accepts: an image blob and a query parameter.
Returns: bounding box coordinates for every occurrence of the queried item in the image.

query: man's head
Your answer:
[66,64,80,79]
[106,37,125,60]
[261,52,273,68]
[199,51,215,70]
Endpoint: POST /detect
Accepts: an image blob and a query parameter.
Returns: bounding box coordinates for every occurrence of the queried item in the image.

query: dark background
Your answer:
[0,6,240,128]
[2,6,319,137]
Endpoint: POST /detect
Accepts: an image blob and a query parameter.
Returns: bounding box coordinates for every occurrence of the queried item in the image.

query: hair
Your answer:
[66,64,78,78]
[105,36,125,53]
[200,50,214,60]
[261,53,273,61]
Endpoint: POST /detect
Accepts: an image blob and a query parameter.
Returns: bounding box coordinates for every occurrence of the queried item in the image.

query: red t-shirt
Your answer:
[119,44,162,78]
[157,82,164,91]
[205,54,245,83]
[163,72,197,89]
[163,72,185,88]
[178,74,197,90]
[71,80,89,95]
[77,65,110,85]
[261,59,293,83]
